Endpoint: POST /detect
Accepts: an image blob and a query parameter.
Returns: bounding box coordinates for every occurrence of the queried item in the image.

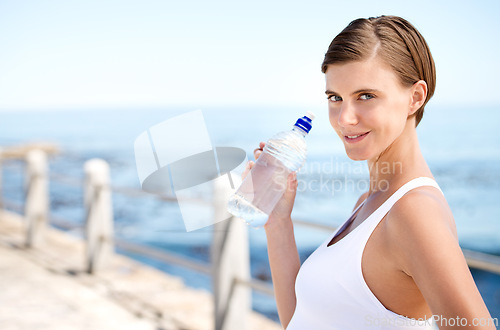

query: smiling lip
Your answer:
[344,131,370,143]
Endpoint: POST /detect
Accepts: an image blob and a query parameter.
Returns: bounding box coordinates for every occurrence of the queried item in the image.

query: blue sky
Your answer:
[0,0,498,110]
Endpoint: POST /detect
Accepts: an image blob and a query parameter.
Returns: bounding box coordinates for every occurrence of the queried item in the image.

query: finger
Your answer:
[241,161,254,180]
[253,142,266,159]
[283,172,298,198]
[289,172,297,190]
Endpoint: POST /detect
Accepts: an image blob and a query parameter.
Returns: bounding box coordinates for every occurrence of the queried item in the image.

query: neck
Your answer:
[366,120,431,196]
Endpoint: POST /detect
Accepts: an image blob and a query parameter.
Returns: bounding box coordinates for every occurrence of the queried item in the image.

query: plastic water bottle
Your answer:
[227,112,315,227]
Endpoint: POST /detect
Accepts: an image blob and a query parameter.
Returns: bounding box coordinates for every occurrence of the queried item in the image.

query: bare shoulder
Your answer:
[384,186,458,272]
[387,186,456,239]
[383,186,494,323]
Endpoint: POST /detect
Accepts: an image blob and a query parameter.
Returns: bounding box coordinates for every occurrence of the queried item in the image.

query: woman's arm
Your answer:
[265,183,368,328]
[387,189,496,329]
[246,142,300,328]
[265,209,301,328]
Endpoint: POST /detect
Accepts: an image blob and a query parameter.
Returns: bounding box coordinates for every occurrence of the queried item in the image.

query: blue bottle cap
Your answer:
[294,111,315,133]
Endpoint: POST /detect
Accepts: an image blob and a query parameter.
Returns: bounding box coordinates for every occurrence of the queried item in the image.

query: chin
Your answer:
[345,152,369,161]
[347,155,368,161]
[344,148,371,161]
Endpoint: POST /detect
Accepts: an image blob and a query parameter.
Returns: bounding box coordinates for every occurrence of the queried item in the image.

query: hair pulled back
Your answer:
[321,16,436,126]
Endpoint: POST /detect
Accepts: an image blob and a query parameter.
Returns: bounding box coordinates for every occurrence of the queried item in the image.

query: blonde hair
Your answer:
[321,16,436,126]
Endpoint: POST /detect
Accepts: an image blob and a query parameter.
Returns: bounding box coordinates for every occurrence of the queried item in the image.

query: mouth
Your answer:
[344,131,370,143]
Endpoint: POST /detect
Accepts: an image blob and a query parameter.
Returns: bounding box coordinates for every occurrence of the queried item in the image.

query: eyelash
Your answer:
[359,93,375,100]
[327,93,375,102]
[327,95,342,102]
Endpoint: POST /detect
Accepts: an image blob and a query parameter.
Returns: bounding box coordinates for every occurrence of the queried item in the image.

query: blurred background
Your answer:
[1,0,499,322]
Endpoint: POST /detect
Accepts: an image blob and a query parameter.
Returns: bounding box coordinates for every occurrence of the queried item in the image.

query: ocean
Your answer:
[1,104,499,320]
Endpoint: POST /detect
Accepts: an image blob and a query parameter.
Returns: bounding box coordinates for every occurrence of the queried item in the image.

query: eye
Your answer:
[327,95,342,102]
[359,93,375,100]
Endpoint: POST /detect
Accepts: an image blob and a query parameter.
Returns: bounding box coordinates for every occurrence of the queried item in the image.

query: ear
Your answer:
[408,80,427,116]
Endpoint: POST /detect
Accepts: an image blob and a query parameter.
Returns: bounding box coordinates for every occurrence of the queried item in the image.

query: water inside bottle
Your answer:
[227,152,291,226]
[226,194,269,227]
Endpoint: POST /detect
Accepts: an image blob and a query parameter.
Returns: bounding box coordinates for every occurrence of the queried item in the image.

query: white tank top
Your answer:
[287,177,441,330]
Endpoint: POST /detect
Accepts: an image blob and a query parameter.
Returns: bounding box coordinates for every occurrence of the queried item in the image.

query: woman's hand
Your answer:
[242,142,298,227]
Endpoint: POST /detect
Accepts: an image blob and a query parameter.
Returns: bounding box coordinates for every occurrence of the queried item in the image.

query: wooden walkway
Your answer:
[0,210,281,330]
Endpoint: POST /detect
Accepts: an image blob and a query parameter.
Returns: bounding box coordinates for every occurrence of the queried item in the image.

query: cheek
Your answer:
[380,101,409,136]
[328,105,341,136]
[328,106,341,131]
[391,99,411,125]
[328,109,335,127]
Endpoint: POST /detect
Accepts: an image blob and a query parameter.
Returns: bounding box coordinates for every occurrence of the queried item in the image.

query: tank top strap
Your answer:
[355,177,443,242]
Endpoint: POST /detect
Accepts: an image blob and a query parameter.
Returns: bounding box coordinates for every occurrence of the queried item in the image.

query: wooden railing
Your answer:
[2,146,500,330]
[0,147,265,330]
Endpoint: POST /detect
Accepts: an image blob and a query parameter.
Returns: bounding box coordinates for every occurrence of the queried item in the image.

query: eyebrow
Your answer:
[325,88,380,96]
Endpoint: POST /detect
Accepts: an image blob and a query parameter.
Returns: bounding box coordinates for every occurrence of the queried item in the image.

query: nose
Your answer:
[337,102,358,127]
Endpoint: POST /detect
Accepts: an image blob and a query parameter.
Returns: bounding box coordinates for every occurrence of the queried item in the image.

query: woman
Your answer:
[247,16,494,329]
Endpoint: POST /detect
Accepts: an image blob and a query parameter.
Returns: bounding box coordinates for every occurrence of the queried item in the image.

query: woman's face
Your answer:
[325,56,413,161]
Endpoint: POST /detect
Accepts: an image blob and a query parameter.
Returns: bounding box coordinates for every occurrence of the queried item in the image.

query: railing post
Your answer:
[24,149,49,248]
[212,180,251,330]
[84,159,114,274]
